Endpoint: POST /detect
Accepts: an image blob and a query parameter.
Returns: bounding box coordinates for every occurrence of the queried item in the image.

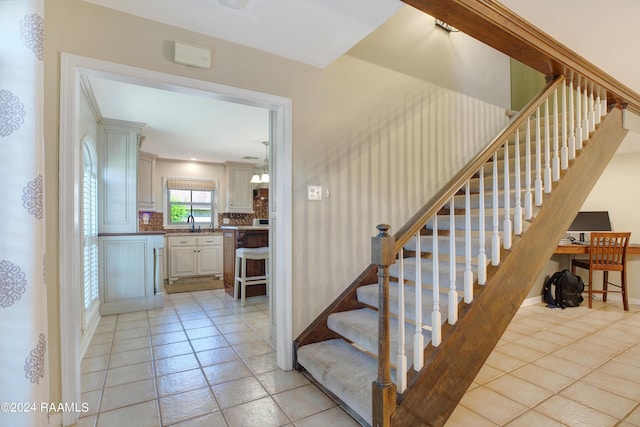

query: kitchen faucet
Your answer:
[187,213,195,231]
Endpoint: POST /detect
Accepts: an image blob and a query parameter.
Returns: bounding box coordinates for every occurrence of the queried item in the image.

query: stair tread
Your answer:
[297,339,379,425]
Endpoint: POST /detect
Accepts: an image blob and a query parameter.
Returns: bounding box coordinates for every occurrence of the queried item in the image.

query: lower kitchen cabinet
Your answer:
[98,233,165,315]
[167,234,223,284]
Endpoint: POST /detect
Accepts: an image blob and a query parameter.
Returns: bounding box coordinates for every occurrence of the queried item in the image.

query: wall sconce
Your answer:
[435,19,459,33]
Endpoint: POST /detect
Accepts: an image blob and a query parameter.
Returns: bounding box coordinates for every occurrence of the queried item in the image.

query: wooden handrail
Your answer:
[402,0,640,114]
[393,75,565,252]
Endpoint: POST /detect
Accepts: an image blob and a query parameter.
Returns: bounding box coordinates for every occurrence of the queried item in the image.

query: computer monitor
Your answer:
[567,211,612,242]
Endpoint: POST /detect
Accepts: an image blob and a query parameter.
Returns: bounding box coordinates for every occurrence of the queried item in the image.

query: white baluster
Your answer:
[544,98,552,193]
[491,153,500,265]
[561,82,569,169]
[449,198,457,324]
[589,91,596,132]
[514,129,523,235]
[595,94,602,125]
[396,249,407,393]
[535,106,543,205]
[477,165,487,285]
[431,215,441,347]
[414,229,424,370]
[601,92,608,119]
[503,141,512,249]
[575,84,583,150]
[582,87,589,141]
[464,182,473,302]
[552,88,560,181]
[524,116,533,220]
[568,81,576,160]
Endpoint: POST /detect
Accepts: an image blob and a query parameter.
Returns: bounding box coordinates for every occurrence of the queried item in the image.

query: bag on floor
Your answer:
[542,269,585,309]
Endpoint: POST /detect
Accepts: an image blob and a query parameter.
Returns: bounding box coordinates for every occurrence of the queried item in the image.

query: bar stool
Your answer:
[234,247,269,306]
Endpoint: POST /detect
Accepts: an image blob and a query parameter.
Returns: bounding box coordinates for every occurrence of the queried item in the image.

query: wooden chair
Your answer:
[571,232,630,311]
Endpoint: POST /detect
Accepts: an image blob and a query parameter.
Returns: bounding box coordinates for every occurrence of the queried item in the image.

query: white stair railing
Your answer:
[384,76,609,394]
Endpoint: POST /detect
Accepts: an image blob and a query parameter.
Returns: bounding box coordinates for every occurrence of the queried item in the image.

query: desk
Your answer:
[555,244,640,255]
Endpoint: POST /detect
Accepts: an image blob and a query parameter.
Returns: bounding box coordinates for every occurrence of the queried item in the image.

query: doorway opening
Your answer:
[59,53,292,426]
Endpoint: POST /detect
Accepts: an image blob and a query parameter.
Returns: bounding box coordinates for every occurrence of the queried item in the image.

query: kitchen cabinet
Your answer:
[98,233,164,315]
[225,162,254,213]
[97,119,144,233]
[221,226,269,298]
[168,234,223,284]
[138,151,157,211]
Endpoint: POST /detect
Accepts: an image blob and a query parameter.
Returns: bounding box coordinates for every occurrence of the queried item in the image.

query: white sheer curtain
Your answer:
[0,1,49,426]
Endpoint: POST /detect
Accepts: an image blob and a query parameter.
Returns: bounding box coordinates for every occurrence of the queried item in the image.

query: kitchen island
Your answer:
[221,226,269,299]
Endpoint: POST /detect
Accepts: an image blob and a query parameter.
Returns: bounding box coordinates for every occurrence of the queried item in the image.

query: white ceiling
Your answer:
[83,0,640,161]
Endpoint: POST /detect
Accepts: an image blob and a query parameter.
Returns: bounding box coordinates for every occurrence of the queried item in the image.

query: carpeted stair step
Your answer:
[389,257,469,290]
[297,339,387,426]
[357,282,455,328]
[327,308,425,366]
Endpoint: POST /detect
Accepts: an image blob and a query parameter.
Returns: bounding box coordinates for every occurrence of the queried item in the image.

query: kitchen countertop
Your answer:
[165,231,223,236]
[220,226,269,231]
[99,231,166,236]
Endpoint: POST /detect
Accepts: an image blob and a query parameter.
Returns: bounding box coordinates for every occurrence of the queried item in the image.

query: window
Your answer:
[82,137,99,326]
[166,179,216,226]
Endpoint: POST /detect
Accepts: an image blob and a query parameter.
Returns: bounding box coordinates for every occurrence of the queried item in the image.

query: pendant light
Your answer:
[251,141,270,183]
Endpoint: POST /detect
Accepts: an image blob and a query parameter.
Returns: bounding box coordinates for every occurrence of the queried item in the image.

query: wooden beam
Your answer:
[391,107,627,426]
[402,0,640,114]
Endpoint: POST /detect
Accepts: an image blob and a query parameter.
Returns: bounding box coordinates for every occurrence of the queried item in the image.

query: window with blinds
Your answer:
[167,178,216,225]
[82,139,99,323]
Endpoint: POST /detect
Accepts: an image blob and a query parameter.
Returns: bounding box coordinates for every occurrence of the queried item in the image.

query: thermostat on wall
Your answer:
[174,41,211,69]
[308,185,322,201]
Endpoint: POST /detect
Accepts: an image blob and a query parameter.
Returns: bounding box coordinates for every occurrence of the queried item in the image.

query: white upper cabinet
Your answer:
[97,119,144,233]
[138,151,157,211]
[225,162,254,214]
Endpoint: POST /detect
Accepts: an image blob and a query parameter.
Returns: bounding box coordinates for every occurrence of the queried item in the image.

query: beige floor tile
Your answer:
[560,381,636,419]
[244,352,279,375]
[581,370,640,401]
[151,330,188,346]
[155,353,200,377]
[598,359,640,383]
[203,359,252,385]
[536,394,618,427]
[473,364,505,385]
[100,378,157,413]
[113,326,149,342]
[484,374,552,408]
[115,319,149,331]
[117,311,148,322]
[96,400,160,427]
[445,404,497,427]
[222,396,290,427]
[157,368,209,397]
[552,346,609,368]
[295,406,362,427]
[513,335,562,355]
[190,335,229,352]
[108,347,152,368]
[272,384,335,421]
[159,387,219,426]
[104,361,154,388]
[622,403,640,425]
[195,347,239,367]
[212,376,269,408]
[484,349,527,373]
[177,310,208,321]
[205,308,235,318]
[166,411,227,427]
[111,336,151,354]
[510,363,575,392]
[504,409,567,426]
[81,355,110,374]
[224,330,265,345]
[233,341,274,359]
[152,341,193,360]
[531,353,592,380]
[459,387,526,425]
[185,325,220,340]
[84,342,112,358]
[81,370,106,393]
[496,342,546,363]
[256,369,310,395]
[181,318,213,330]
[149,321,183,335]
[217,322,253,334]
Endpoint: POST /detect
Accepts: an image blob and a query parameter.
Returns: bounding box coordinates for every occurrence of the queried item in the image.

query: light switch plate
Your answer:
[307,185,323,201]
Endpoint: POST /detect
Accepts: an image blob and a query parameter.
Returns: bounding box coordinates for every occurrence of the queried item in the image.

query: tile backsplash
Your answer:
[139,195,268,232]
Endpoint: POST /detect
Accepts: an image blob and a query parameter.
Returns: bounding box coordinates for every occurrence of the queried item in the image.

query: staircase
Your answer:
[295,76,629,426]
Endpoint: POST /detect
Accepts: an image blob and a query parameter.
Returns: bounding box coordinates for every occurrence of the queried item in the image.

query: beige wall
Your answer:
[44,0,510,402]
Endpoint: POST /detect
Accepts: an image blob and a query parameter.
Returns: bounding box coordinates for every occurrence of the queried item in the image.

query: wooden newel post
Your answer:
[371,224,397,427]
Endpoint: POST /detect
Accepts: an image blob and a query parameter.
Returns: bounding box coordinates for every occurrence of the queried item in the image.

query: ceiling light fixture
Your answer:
[435,19,459,33]
[250,141,270,184]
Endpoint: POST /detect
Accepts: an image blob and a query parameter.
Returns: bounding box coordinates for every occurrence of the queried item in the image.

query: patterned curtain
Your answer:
[0,1,49,426]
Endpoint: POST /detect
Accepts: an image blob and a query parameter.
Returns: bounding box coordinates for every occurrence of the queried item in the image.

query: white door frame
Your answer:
[59,53,293,426]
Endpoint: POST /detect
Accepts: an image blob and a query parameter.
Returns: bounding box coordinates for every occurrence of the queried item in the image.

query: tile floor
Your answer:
[79,288,640,427]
